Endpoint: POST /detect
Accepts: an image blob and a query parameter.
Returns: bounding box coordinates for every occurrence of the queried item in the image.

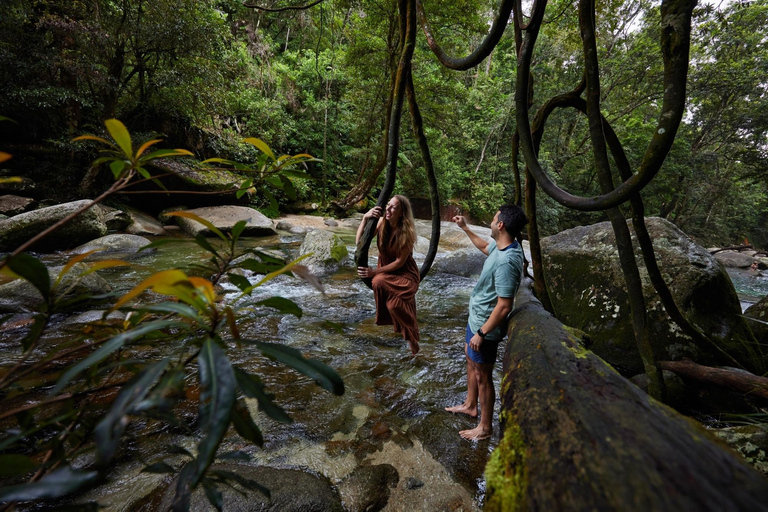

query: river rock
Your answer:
[0,262,111,313]
[175,205,277,237]
[712,425,768,476]
[431,246,487,277]
[0,194,36,216]
[744,296,768,346]
[123,207,170,235]
[159,463,342,511]
[337,463,399,512]
[714,250,757,269]
[299,229,349,275]
[541,217,761,375]
[0,199,107,252]
[70,234,154,259]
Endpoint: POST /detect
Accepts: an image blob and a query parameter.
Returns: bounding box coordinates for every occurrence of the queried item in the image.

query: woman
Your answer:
[356,195,421,354]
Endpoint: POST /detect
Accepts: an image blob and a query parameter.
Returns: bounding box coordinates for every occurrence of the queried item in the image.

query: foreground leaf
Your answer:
[233,366,292,424]
[255,297,302,319]
[0,466,99,502]
[4,253,51,300]
[245,342,344,396]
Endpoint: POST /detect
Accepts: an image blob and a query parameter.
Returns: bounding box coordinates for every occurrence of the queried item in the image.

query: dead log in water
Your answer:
[485,280,768,511]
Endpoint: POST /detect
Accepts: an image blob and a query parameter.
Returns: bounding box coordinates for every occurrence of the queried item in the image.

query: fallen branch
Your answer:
[659,359,768,400]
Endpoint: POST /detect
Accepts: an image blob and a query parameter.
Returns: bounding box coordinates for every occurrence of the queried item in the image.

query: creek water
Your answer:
[7,228,498,510]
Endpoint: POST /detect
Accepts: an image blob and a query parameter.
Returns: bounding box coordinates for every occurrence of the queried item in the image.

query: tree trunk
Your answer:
[485,280,768,511]
[659,359,768,400]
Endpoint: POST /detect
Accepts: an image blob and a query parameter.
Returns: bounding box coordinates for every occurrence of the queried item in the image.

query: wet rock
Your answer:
[159,463,343,512]
[432,247,487,277]
[712,425,768,476]
[714,250,758,269]
[299,229,349,275]
[0,199,107,252]
[94,204,132,231]
[0,194,36,216]
[175,205,277,237]
[70,234,154,259]
[0,262,111,313]
[337,463,399,512]
[158,206,188,225]
[123,207,169,235]
[405,476,424,489]
[67,309,126,324]
[541,217,763,375]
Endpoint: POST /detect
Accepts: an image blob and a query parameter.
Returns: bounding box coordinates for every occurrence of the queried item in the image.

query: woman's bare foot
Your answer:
[444,404,478,418]
[408,339,420,355]
[459,425,492,440]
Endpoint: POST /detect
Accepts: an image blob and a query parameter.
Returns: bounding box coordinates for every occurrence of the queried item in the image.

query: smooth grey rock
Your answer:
[338,463,399,512]
[324,218,338,227]
[0,199,107,252]
[275,221,293,231]
[159,463,342,512]
[0,194,36,216]
[175,205,276,237]
[431,247,487,277]
[714,250,758,269]
[67,310,126,324]
[299,229,348,275]
[0,262,111,313]
[541,217,762,375]
[124,207,169,236]
[70,234,153,259]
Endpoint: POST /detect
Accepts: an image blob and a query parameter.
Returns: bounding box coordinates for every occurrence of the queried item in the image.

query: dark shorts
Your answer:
[465,324,500,365]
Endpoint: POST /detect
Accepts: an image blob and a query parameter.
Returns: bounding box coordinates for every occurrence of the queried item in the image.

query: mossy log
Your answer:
[485,280,768,511]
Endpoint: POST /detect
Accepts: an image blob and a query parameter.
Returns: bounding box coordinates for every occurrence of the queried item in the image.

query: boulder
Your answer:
[712,425,768,476]
[540,217,761,375]
[94,205,132,231]
[175,205,276,237]
[714,250,757,269]
[299,229,349,275]
[70,234,154,260]
[337,463,399,512]
[0,262,111,313]
[0,194,36,216]
[0,199,107,252]
[123,207,170,236]
[431,247,487,277]
[744,296,768,347]
[159,463,343,512]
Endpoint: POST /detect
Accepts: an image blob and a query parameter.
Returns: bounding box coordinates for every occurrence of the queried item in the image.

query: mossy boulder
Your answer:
[744,296,768,347]
[541,217,761,375]
[299,229,349,275]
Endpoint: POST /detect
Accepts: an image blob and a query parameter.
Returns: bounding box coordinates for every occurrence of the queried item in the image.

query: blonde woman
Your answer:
[356,195,421,354]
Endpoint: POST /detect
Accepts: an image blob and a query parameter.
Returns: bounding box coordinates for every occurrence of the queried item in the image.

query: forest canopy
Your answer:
[0,0,766,246]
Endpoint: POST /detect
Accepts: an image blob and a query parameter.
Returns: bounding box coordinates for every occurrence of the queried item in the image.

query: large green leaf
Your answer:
[193,339,236,486]
[233,366,292,424]
[94,359,169,467]
[245,342,344,396]
[5,253,50,300]
[236,258,284,274]
[255,297,302,319]
[228,273,252,292]
[202,479,223,511]
[105,119,133,158]
[243,137,275,161]
[51,320,182,395]
[230,399,263,446]
[0,454,36,478]
[0,466,99,502]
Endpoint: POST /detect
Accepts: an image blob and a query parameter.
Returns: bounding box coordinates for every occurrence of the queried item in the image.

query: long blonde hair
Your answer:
[379,195,416,254]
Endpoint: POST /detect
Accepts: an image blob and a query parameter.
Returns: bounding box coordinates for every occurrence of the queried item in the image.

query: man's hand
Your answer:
[452,215,467,229]
[469,332,484,352]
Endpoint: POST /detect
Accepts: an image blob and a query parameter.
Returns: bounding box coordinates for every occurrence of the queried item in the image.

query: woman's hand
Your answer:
[357,266,377,278]
[363,206,383,220]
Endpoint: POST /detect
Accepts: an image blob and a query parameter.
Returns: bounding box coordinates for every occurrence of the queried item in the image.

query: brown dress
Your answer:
[372,232,420,343]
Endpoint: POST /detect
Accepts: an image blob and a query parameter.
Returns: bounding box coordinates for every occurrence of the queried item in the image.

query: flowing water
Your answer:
[5,229,498,510]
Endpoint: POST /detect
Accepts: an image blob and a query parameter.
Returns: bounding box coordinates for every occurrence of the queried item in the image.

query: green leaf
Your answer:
[0,454,36,478]
[236,258,283,274]
[105,119,133,158]
[110,159,127,178]
[51,320,181,395]
[244,137,275,161]
[233,366,292,424]
[208,469,270,498]
[95,359,169,467]
[5,253,51,300]
[193,234,221,258]
[255,297,302,319]
[202,479,223,511]
[280,174,297,200]
[230,399,263,446]
[142,462,176,474]
[231,220,247,241]
[228,273,252,292]
[246,342,344,396]
[193,339,236,486]
[140,148,194,161]
[0,466,99,502]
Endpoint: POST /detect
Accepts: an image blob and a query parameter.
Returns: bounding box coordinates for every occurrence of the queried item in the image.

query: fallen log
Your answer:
[658,359,768,400]
[485,279,768,511]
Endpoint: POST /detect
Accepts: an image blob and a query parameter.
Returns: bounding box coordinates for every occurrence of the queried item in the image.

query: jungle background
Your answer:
[1,0,766,246]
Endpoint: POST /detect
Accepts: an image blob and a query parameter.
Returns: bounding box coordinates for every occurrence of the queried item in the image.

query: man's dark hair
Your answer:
[497,204,528,236]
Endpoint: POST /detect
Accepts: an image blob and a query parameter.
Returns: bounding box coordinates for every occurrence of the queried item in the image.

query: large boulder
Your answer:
[431,247,487,277]
[123,207,170,236]
[0,199,107,252]
[159,464,343,512]
[744,296,768,347]
[94,204,132,231]
[541,217,761,375]
[0,262,111,313]
[0,194,36,216]
[714,250,758,269]
[175,205,277,237]
[337,463,399,512]
[299,229,348,275]
[70,234,154,260]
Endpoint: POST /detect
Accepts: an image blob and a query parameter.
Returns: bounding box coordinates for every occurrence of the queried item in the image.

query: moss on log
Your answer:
[485,281,768,511]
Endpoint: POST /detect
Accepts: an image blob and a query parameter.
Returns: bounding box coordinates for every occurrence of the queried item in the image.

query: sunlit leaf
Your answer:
[135,139,162,158]
[5,253,51,300]
[165,211,226,241]
[113,269,188,310]
[233,366,292,424]
[105,119,133,157]
[187,277,216,304]
[80,259,131,275]
[0,466,99,502]
[141,148,194,160]
[55,249,103,286]
[72,134,113,147]
[244,341,344,395]
[0,152,12,163]
[243,137,275,161]
[255,297,302,318]
[94,359,169,467]
[230,399,263,446]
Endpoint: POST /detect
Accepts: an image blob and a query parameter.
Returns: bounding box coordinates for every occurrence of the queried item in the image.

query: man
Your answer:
[445,204,527,440]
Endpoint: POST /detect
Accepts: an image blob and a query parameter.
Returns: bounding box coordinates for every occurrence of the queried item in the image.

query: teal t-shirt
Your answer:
[468,239,524,341]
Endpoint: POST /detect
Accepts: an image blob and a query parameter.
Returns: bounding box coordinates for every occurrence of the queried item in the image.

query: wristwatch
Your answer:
[477,327,487,338]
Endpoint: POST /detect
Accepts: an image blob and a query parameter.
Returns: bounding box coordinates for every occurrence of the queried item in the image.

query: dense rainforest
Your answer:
[1,0,766,246]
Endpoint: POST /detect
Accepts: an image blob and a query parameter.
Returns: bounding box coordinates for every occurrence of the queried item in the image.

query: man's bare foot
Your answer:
[459,425,492,440]
[444,404,478,418]
[408,339,420,355]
